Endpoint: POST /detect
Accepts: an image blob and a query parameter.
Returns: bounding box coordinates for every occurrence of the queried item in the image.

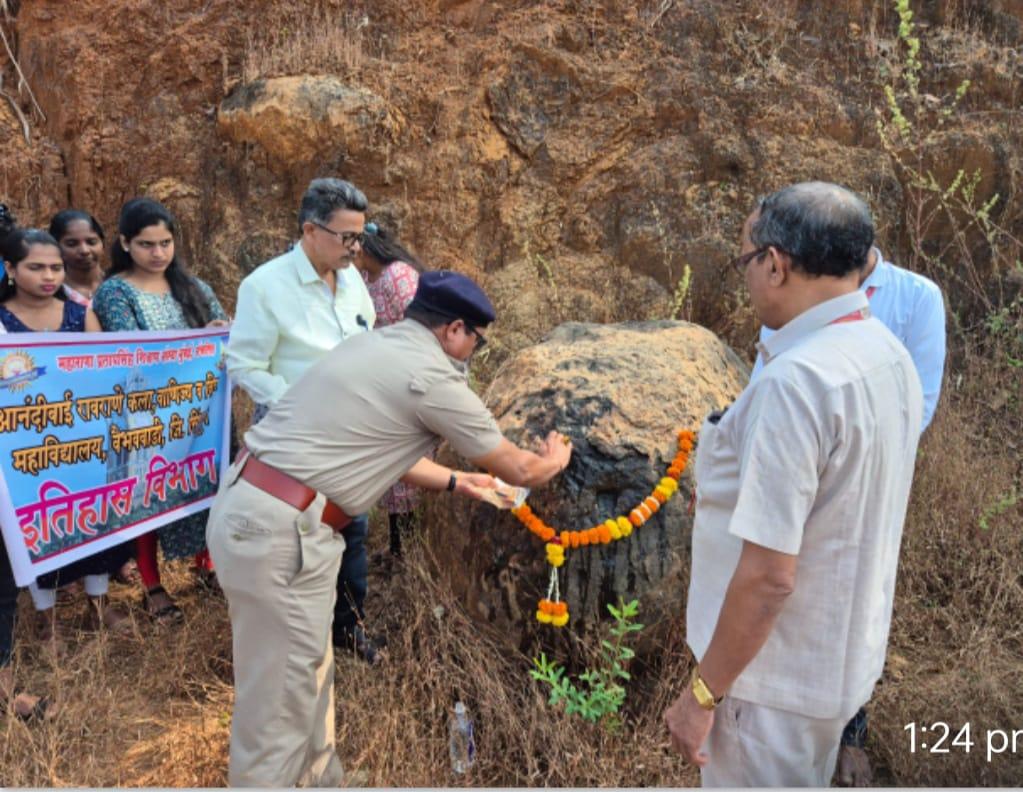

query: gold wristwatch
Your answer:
[690,666,724,711]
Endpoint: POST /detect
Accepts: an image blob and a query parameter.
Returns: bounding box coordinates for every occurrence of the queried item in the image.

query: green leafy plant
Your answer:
[530,598,643,728]
[875,0,1021,317]
[669,263,693,321]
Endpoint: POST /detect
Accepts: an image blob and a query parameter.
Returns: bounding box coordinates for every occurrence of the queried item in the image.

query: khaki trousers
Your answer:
[207,459,347,788]
[700,696,847,787]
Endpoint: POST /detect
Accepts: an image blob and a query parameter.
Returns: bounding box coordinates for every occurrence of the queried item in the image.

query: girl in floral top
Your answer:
[356,223,425,558]
[92,198,229,623]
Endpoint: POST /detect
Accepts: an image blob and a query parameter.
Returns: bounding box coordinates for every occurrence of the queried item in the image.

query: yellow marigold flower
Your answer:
[609,523,622,540]
[551,613,569,627]
[536,610,553,623]
[616,516,631,532]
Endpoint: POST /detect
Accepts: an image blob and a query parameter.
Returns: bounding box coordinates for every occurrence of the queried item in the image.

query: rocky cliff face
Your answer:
[1,0,1020,364]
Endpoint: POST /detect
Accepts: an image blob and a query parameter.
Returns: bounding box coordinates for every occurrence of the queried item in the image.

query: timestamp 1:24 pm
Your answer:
[905,722,1023,762]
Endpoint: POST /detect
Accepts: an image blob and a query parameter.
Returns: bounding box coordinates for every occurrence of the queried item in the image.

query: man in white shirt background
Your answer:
[664,182,924,786]
[752,235,946,787]
[226,177,382,664]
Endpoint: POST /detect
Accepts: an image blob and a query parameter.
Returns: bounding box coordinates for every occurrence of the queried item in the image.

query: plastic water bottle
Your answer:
[448,701,476,773]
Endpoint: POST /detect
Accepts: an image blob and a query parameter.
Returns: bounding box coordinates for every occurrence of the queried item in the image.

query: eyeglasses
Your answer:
[464,321,487,350]
[730,247,767,276]
[313,222,364,247]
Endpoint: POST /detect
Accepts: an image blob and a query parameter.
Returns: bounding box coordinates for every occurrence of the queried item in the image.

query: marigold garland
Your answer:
[512,429,696,629]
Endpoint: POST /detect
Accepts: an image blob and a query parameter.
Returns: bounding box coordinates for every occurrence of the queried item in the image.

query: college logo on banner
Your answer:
[0,328,232,586]
[0,350,47,392]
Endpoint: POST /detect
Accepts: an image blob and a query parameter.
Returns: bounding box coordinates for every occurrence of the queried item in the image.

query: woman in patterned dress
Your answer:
[92,198,229,622]
[48,209,142,590]
[356,223,425,558]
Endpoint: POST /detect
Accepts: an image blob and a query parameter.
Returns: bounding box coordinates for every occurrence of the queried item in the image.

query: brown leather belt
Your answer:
[236,449,352,534]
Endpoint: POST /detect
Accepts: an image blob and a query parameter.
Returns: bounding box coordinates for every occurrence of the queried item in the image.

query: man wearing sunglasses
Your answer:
[209,269,572,787]
[226,177,381,666]
[664,182,923,786]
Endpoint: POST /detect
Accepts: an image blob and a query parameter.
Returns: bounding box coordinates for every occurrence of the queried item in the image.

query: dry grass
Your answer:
[0,523,702,787]
[240,3,371,84]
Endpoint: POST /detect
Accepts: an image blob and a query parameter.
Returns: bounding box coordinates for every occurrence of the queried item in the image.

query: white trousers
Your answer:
[29,575,108,609]
[700,696,848,787]
[207,460,347,788]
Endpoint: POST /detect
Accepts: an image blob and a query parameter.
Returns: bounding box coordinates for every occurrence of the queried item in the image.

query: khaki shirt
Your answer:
[687,291,923,719]
[244,319,504,515]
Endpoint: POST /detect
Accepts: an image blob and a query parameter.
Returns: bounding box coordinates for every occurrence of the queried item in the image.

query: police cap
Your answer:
[407,270,496,327]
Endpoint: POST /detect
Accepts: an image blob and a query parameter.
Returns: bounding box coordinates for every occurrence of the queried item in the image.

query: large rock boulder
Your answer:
[429,321,748,652]
[217,75,404,175]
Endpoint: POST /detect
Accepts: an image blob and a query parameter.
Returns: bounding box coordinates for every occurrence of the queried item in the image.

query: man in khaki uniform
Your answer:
[207,271,572,787]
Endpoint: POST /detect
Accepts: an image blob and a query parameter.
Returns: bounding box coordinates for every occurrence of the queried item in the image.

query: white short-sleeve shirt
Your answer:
[687,291,923,719]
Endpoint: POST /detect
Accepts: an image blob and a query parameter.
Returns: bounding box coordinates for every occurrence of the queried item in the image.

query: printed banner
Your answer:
[0,328,231,585]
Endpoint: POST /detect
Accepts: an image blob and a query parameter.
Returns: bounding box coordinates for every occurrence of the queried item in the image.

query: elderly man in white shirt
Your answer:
[226,177,381,664]
[664,182,923,786]
[752,245,945,785]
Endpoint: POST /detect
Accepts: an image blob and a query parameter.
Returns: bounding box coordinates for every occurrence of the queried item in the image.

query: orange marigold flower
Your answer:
[644,496,660,513]
[599,525,612,544]
[629,510,643,526]
[638,503,652,521]
[667,465,682,479]
[560,531,570,546]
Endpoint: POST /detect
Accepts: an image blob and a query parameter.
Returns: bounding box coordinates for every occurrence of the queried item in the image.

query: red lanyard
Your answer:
[830,286,876,325]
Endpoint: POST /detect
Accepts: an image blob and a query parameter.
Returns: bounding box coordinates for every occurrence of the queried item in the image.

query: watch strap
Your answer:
[690,666,723,711]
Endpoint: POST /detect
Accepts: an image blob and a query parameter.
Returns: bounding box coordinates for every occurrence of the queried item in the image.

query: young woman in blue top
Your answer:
[0,225,114,718]
[0,228,136,650]
[92,198,228,623]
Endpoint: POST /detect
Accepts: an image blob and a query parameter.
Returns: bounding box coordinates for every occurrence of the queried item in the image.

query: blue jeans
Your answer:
[332,514,368,642]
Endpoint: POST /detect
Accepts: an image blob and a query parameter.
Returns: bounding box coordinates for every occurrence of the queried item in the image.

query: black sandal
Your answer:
[142,585,184,625]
